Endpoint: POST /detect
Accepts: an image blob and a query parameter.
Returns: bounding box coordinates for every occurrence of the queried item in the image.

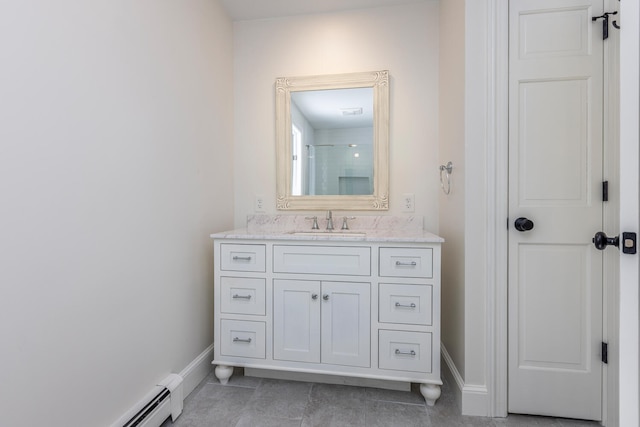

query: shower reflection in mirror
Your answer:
[290,87,374,196]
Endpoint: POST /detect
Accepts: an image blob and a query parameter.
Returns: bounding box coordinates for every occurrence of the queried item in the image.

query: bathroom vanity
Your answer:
[210,216,443,405]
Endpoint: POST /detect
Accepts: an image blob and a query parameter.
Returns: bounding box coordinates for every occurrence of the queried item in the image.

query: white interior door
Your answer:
[508,0,604,420]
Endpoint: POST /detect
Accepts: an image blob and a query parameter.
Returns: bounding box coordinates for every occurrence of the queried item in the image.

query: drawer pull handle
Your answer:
[233,337,252,343]
[395,261,417,266]
[233,256,252,261]
[232,294,252,300]
[395,349,416,356]
[395,302,417,309]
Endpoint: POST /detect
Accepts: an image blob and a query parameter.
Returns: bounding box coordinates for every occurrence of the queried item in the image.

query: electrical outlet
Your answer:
[255,195,265,213]
[402,193,415,212]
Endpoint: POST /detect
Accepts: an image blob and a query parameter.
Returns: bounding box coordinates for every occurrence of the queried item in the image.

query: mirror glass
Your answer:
[291,87,374,196]
[276,71,389,210]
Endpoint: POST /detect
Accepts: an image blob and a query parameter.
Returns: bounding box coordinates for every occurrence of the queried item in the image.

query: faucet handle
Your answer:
[341,216,356,230]
[305,216,319,230]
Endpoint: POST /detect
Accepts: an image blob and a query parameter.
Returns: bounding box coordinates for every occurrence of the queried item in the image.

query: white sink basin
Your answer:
[291,231,366,237]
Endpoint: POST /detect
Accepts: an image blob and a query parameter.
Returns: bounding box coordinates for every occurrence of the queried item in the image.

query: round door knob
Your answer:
[592,231,619,250]
[323,294,329,301]
[311,294,318,300]
[514,217,534,232]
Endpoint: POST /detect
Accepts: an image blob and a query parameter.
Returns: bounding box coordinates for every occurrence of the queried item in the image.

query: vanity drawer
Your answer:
[220,319,266,359]
[273,245,371,276]
[220,277,266,316]
[379,247,433,278]
[220,244,266,272]
[379,283,432,326]
[378,330,432,373]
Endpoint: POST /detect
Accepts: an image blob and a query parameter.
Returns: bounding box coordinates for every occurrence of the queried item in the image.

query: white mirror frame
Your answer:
[275,70,389,210]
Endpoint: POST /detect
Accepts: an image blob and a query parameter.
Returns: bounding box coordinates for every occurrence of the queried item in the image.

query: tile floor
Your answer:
[161,369,601,427]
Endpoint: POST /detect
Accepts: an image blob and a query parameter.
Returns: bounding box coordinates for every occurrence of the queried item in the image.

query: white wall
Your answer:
[618,1,640,424]
[0,1,233,426]
[438,0,466,381]
[439,0,497,416]
[232,2,440,228]
[462,0,490,391]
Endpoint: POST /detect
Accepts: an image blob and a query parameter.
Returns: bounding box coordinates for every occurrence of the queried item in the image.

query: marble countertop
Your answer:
[210,215,444,243]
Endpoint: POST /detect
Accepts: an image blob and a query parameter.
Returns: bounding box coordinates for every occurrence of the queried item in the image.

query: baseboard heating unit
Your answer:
[111,374,184,427]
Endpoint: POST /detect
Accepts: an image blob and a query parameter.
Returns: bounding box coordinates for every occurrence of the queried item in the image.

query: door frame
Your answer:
[486,0,625,422]
[617,1,640,425]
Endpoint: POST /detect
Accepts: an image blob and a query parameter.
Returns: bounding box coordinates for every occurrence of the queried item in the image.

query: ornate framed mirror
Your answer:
[275,70,389,210]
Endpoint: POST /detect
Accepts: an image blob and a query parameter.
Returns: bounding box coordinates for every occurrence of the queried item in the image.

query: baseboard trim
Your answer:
[180,343,214,398]
[462,384,490,417]
[441,343,490,417]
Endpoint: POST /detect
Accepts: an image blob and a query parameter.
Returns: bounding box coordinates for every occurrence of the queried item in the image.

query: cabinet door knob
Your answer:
[312,293,318,300]
[323,294,329,301]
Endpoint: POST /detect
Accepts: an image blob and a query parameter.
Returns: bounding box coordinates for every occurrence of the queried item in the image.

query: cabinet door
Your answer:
[273,279,321,363]
[321,281,371,368]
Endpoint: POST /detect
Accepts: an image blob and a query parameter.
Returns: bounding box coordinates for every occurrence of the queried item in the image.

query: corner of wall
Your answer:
[438,0,467,387]
[179,344,215,398]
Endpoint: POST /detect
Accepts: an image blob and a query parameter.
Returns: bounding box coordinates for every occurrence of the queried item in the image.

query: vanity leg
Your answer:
[420,383,441,406]
[214,365,233,385]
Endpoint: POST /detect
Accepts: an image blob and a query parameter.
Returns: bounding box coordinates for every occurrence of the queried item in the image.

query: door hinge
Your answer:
[602,180,609,202]
[602,342,608,364]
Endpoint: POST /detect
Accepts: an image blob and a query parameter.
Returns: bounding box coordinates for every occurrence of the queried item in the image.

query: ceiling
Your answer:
[220,0,429,21]
[292,87,373,130]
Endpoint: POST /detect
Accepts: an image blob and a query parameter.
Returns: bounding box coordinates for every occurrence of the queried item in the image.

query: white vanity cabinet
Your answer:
[211,234,442,406]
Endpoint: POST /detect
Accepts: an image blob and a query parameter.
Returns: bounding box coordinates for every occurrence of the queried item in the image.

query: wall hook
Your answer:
[440,162,453,174]
[612,0,621,29]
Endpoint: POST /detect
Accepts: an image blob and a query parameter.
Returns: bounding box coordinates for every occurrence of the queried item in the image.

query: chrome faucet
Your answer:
[326,211,334,230]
